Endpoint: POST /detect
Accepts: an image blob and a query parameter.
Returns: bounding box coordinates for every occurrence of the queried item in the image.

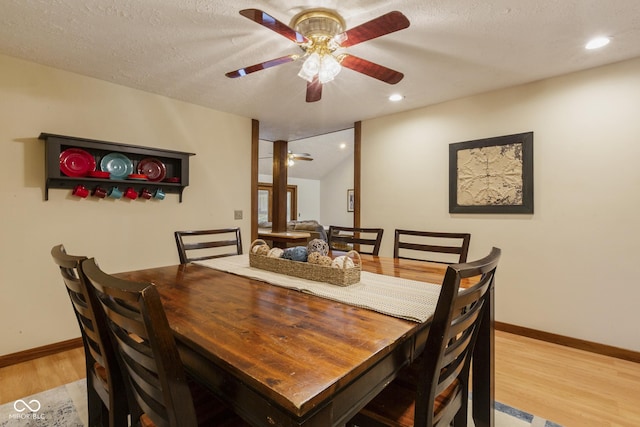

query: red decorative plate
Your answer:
[60,148,96,177]
[88,170,110,178]
[127,173,148,181]
[137,158,166,182]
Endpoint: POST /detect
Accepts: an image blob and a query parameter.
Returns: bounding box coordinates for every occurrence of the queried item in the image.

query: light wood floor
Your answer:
[1,331,640,426]
[494,332,640,427]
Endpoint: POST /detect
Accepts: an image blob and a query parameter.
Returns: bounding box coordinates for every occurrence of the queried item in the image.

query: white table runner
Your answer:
[195,255,441,323]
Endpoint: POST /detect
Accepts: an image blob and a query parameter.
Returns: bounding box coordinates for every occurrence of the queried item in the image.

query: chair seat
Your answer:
[357,368,461,427]
[187,376,250,426]
[137,370,250,427]
[128,357,252,427]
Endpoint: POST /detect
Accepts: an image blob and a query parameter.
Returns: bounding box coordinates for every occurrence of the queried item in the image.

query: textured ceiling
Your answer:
[1,1,639,150]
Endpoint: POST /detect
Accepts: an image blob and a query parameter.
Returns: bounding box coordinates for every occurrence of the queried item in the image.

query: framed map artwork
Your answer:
[449,132,533,214]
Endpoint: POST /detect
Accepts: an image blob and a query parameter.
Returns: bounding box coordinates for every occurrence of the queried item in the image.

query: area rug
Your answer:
[0,380,86,427]
[0,379,562,426]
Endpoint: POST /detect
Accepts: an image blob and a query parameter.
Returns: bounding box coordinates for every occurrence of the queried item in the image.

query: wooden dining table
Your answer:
[115,254,494,427]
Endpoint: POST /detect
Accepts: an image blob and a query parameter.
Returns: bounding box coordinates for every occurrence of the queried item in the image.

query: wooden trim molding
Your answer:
[496,322,640,364]
[272,140,288,233]
[251,119,259,243]
[0,337,83,368]
[353,121,361,228]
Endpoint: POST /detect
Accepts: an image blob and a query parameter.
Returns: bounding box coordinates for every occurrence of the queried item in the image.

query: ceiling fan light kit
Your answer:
[298,52,321,81]
[293,9,345,84]
[297,52,342,84]
[226,8,410,102]
[317,54,341,83]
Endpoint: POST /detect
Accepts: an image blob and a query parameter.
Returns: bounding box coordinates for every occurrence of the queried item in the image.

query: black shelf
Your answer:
[40,133,195,202]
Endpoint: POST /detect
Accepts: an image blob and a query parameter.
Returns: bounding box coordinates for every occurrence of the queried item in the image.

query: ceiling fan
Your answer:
[287,151,313,162]
[225,8,410,102]
[259,151,314,165]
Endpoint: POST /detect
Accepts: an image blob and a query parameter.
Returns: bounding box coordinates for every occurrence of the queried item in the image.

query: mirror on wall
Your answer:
[257,128,354,229]
[257,183,297,223]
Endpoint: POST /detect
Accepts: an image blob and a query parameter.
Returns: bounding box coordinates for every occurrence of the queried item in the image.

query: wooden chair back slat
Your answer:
[50,245,131,427]
[82,258,199,427]
[415,247,499,426]
[394,229,471,264]
[328,226,384,255]
[347,247,500,427]
[174,228,242,263]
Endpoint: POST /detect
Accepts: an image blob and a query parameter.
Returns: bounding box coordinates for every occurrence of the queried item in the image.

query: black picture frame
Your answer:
[449,132,533,214]
[347,189,355,212]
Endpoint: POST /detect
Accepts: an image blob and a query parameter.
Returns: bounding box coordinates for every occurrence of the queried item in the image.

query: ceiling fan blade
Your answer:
[289,152,313,161]
[225,54,298,78]
[339,11,410,48]
[239,9,308,44]
[306,76,322,102]
[340,54,404,84]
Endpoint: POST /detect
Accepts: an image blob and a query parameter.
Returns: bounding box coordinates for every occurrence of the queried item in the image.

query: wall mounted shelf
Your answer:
[40,133,195,202]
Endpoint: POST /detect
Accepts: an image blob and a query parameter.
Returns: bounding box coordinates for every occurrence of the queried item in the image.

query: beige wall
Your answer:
[0,54,252,356]
[362,57,640,351]
[320,153,354,227]
[3,50,639,356]
[258,174,322,221]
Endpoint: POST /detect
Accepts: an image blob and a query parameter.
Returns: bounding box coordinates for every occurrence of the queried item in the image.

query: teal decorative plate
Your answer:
[100,153,133,180]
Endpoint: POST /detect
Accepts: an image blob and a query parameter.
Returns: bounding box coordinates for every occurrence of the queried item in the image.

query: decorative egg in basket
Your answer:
[254,244,270,256]
[267,247,284,258]
[307,238,329,256]
[317,255,333,266]
[282,246,308,262]
[307,252,322,264]
[331,255,355,269]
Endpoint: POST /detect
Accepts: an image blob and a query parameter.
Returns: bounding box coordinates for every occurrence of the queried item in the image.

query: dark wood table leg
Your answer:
[472,282,495,427]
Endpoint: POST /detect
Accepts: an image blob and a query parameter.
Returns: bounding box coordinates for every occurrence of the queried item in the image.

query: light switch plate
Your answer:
[234,210,243,220]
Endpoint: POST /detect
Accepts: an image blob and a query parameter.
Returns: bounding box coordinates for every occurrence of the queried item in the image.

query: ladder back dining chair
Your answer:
[394,229,471,264]
[174,227,242,263]
[51,244,131,427]
[82,258,249,427]
[328,226,384,255]
[347,247,501,427]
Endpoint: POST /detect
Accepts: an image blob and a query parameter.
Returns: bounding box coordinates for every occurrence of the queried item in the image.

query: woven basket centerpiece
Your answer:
[249,239,361,286]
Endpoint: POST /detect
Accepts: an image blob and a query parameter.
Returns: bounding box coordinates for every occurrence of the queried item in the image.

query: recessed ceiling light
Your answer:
[339,143,346,149]
[388,94,404,102]
[585,36,610,50]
